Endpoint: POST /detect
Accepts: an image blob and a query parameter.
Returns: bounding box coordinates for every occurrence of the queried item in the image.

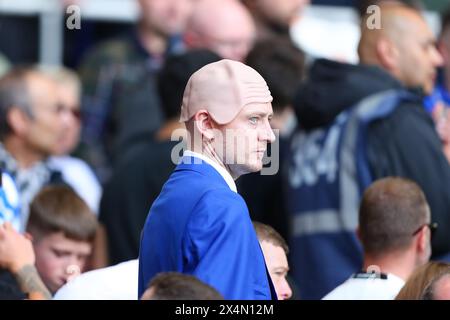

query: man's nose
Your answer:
[432,46,444,68]
[261,119,276,143]
[279,278,293,300]
[59,109,76,130]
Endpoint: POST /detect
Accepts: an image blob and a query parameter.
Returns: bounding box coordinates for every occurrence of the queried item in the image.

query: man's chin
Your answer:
[244,161,263,174]
[230,162,262,177]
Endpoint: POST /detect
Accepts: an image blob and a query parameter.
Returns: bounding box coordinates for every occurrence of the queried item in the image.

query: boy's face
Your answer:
[33,232,92,294]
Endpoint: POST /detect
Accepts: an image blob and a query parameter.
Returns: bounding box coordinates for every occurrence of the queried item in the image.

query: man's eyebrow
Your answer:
[273,266,289,272]
[247,111,273,117]
[423,38,437,47]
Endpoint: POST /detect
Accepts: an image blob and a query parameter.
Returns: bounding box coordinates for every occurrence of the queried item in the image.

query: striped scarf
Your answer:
[0,143,51,231]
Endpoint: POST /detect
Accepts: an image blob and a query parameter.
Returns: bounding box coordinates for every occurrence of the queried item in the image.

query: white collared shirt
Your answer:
[322,272,405,300]
[53,259,138,300]
[183,150,237,193]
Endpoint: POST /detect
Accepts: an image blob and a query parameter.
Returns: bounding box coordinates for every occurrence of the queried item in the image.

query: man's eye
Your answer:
[249,117,259,124]
[274,271,287,277]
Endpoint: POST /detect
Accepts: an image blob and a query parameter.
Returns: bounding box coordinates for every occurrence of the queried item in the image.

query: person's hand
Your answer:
[0,222,35,273]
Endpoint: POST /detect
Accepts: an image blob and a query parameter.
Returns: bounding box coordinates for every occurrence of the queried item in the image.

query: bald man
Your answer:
[358,4,442,95]
[184,0,255,62]
[138,60,276,299]
[286,3,450,299]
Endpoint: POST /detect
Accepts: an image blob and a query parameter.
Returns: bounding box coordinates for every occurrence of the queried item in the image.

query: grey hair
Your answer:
[38,65,81,99]
[0,67,35,139]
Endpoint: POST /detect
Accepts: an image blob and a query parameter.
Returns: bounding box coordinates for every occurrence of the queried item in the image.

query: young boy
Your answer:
[26,185,97,294]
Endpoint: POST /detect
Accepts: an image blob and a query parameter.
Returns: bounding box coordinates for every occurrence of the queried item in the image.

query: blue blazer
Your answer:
[138,156,275,299]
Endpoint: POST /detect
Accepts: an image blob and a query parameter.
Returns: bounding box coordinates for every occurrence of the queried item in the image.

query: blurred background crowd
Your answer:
[2,0,450,300]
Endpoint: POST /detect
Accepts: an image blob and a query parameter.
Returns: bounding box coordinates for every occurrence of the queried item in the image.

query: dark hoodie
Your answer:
[293,59,450,258]
[294,59,403,131]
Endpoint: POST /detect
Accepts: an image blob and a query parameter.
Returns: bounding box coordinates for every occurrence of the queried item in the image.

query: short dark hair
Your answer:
[253,221,289,254]
[142,272,224,300]
[0,66,35,139]
[26,185,98,242]
[359,177,429,256]
[245,37,304,113]
[158,49,222,120]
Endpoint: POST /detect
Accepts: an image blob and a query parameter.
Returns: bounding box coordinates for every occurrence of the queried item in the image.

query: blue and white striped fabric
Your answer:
[0,170,21,231]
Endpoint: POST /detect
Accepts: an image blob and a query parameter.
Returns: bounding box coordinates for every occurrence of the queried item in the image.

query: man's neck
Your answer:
[138,23,168,57]
[3,136,46,169]
[363,252,416,281]
[190,143,238,180]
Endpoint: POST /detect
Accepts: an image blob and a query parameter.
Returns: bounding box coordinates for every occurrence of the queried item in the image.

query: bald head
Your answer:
[185,0,255,61]
[180,59,272,125]
[358,4,442,94]
[359,4,423,62]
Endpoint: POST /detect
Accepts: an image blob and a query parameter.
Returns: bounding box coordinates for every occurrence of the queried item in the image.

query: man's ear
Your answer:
[194,110,216,141]
[416,227,428,254]
[7,107,31,137]
[376,38,399,72]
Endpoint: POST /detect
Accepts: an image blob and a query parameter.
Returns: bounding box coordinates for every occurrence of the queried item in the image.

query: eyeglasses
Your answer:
[412,222,438,239]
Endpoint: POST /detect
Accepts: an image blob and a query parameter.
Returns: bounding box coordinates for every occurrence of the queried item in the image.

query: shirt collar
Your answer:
[352,271,406,283]
[183,150,237,193]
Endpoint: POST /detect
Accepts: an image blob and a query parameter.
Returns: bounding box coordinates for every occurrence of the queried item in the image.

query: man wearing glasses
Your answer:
[0,67,72,230]
[323,177,435,300]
